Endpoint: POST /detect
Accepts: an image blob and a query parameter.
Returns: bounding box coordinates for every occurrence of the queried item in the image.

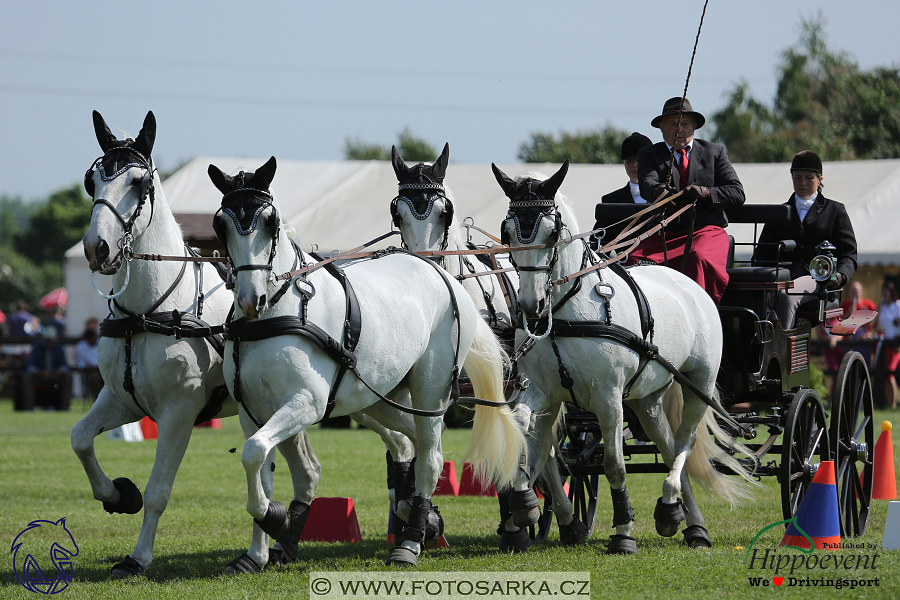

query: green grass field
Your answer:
[1,403,898,599]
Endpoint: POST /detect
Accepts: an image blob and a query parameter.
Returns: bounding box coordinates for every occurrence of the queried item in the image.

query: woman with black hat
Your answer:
[752,150,858,330]
[630,96,746,304]
[590,132,653,247]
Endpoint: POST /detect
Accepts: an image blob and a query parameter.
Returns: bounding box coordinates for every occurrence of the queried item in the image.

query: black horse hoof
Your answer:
[110,555,145,578]
[509,488,540,527]
[385,546,418,567]
[683,525,712,549]
[559,518,589,546]
[653,497,685,537]
[225,552,264,574]
[605,534,638,555]
[266,547,293,568]
[103,478,143,515]
[499,527,532,553]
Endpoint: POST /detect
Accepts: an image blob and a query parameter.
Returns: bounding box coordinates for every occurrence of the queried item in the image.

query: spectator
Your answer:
[632,97,746,304]
[7,300,36,338]
[874,282,900,410]
[43,308,66,337]
[837,281,878,365]
[0,306,7,338]
[22,326,71,411]
[752,151,857,330]
[591,132,653,248]
[75,318,103,401]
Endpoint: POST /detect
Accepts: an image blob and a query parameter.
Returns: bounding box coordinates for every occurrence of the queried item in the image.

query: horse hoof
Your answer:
[266,548,293,568]
[509,488,540,527]
[653,497,685,537]
[683,525,712,549]
[225,552,264,574]
[103,478,143,515]
[559,518,589,546]
[499,528,532,553]
[385,546,418,567]
[605,534,637,555]
[110,555,145,578]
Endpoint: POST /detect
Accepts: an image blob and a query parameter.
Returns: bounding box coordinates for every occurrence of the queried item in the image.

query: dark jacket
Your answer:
[752,193,857,281]
[637,139,745,231]
[26,340,69,372]
[591,183,636,248]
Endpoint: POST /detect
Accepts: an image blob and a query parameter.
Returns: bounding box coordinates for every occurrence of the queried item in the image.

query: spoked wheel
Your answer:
[567,470,599,538]
[780,388,830,521]
[530,484,556,543]
[830,351,874,537]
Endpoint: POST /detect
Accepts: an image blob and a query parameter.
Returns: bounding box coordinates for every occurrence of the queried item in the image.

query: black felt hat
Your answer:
[621,132,652,160]
[651,97,705,129]
[790,150,823,174]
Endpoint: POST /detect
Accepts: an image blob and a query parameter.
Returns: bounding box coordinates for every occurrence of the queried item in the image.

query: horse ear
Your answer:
[252,156,278,190]
[391,145,408,180]
[133,111,157,158]
[207,164,232,195]
[539,160,569,199]
[92,110,118,152]
[491,163,517,198]
[432,143,450,181]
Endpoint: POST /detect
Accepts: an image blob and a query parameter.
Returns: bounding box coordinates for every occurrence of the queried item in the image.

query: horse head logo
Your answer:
[11,518,79,594]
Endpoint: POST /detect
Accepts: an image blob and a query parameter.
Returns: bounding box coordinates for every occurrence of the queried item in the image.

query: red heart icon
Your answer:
[773,577,784,587]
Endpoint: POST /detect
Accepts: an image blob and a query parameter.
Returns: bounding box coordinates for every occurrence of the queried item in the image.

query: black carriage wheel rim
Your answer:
[781,390,828,521]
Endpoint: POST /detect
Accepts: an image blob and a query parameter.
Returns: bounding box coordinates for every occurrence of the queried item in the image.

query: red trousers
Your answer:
[625,225,730,304]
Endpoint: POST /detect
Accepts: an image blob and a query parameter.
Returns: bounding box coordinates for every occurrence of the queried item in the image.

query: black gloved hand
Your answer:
[826,272,847,291]
[653,184,676,200]
[682,185,712,205]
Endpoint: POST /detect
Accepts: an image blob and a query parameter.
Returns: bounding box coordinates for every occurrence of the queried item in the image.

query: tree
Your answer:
[14,184,92,266]
[517,123,629,163]
[711,16,900,162]
[344,128,438,162]
[0,196,34,249]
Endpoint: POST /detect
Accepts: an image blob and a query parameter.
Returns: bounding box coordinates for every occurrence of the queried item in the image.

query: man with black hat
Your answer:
[629,97,745,304]
[590,132,653,249]
[752,150,857,329]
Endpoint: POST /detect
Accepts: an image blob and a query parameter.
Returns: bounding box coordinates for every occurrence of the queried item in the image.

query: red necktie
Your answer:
[678,148,689,190]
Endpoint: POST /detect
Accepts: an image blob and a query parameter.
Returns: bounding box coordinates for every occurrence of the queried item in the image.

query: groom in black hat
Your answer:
[590,132,653,248]
[628,97,745,304]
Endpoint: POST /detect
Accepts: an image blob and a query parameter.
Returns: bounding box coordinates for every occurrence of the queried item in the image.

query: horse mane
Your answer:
[513,171,580,234]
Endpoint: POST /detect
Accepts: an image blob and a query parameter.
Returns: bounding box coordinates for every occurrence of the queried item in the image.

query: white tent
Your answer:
[64,157,900,334]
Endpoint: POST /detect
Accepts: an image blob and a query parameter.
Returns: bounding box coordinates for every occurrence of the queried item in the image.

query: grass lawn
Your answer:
[1,401,898,599]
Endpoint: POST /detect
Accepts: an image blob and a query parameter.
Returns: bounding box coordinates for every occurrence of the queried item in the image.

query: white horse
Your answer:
[389,145,587,551]
[493,161,758,554]
[208,156,526,566]
[73,111,321,577]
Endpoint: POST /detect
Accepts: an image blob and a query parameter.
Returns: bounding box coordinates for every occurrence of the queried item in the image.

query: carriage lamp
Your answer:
[808,241,837,282]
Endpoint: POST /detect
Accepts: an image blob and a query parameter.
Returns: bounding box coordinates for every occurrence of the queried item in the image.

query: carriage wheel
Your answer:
[567,471,599,538]
[530,485,557,543]
[780,388,830,521]
[830,351,874,537]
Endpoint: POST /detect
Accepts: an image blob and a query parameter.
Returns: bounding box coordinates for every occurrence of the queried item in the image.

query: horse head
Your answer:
[208,157,280,319]
[82,110,157,274]
[494,160,569,321]
[11,518,79,594]
[390,143,457,252]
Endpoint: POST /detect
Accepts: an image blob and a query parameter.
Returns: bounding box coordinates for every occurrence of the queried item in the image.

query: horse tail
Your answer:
[662,384,760,508]
[463,317,527,491]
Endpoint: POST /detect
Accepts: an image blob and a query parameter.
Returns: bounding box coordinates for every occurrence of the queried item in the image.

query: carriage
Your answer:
[539,202,876,543]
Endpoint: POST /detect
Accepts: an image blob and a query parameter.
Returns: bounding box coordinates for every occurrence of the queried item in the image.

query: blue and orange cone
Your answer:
[782,460,841,550]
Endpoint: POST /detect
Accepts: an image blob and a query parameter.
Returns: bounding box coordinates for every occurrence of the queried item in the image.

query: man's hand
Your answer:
[683,185,712,205]
[653,184,676,199]
[826,272,847,290]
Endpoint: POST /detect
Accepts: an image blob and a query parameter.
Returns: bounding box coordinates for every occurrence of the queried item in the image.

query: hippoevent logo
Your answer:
[744,517,880,590]
[10,518,79,594]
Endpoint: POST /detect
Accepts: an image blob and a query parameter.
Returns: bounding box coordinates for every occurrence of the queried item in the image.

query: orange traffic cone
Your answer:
[299,497,362,543]
[873,421,897,500]
[782,461,841,550]
[434,461,460,496]
[139,416,158,440]
[458,462,497,496]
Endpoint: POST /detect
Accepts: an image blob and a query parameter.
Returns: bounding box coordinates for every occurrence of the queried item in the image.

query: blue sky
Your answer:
[2,1,899,200]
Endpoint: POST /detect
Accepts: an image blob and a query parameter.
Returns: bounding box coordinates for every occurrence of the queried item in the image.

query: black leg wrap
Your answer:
[497,490,513,536]
[400,496,432,545]
[396,458,416,502]
[386,451,395,492]
[254,501,291,541]
[683,525,712,549]
[610,486,635,527]
[103,478,144,515]
[559,518,589,546]
[276,500,310,560]
[653,497,685,537]
[266,547,292,568]
[509,488,540,527]
[499,527,532,553]
[606,534,638,555]
[423,503,444,547]
[110,555,145,578]
[225,552,264,574]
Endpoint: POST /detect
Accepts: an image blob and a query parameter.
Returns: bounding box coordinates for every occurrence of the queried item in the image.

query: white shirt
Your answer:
[629,182,646,204]
[880,300,900,340]
[75,339,99,369]
[795,192,818,222]
[665,142,693,164]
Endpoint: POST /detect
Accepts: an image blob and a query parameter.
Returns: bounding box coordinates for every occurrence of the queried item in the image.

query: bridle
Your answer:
[390,178,454,255]
[85,146,157,299]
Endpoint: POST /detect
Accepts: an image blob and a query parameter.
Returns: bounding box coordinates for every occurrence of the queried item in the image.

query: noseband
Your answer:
[214,185,280,290]
[391,179,454,254]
